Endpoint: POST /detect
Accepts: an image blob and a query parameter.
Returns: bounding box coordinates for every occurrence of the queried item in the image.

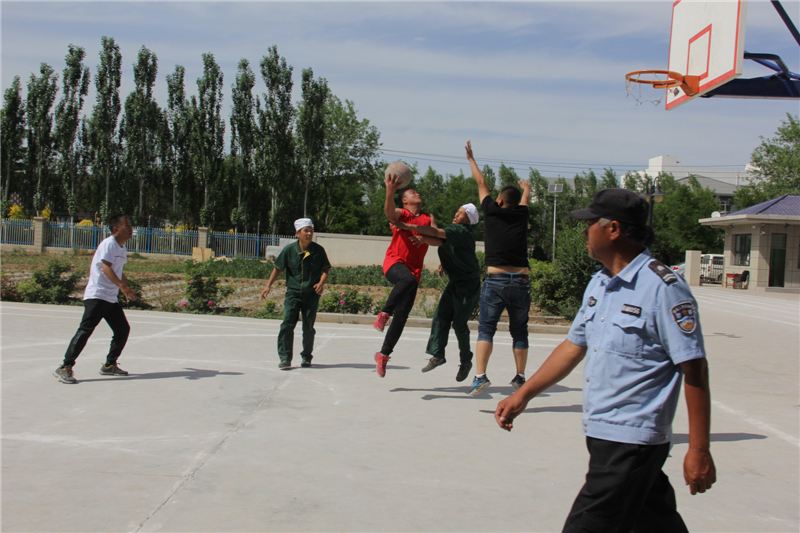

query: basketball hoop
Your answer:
[625,70,700,106]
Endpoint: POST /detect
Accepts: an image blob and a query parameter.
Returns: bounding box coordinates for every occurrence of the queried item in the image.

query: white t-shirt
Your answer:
[83,236,128,303]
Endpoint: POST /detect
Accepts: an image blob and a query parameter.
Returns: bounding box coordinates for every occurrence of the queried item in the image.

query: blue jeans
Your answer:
[477,274,530,350]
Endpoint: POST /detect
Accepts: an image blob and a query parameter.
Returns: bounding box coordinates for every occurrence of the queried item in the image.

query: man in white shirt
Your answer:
[55,214,138,384]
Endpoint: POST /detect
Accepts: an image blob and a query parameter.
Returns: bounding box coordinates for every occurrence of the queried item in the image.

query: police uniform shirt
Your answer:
[567,249,706,446]
[274,241,331,294]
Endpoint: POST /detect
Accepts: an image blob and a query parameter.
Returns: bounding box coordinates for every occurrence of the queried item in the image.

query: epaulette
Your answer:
[648,260,678,284]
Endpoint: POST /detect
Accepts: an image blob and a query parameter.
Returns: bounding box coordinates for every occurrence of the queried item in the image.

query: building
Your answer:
[699,194,800,291]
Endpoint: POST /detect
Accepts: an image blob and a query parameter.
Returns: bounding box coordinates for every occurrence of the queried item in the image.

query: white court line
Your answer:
[695,306,799,327]
[695,295,799,313]
[712,400,799,448]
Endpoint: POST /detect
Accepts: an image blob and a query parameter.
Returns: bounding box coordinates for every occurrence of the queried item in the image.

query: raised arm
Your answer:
[384,174,404,222]
[495,339,587,431]
[680,357,716,495]
[466,141,491,204]
[519,178,531,206]
[391,219,447,240]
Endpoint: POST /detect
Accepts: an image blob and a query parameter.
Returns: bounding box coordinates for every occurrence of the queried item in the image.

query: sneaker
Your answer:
[54,366,77,384]
[421,356,446,373]
[373,312,390,332]
[374,352,390,378]
[467,375,491,396]
[511,374,526,391]
[279,360,291,370]
[301,359,312,368]
[99,363,128,376]
[455,361,472,382]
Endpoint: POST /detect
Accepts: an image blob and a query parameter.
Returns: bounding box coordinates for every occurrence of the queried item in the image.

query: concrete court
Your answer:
[1,286,798,533]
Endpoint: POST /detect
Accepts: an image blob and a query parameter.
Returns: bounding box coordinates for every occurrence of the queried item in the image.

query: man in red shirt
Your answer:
[373,173,436,377]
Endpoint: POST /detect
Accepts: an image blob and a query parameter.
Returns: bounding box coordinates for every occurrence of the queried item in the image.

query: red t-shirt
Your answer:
[383,209,432,283]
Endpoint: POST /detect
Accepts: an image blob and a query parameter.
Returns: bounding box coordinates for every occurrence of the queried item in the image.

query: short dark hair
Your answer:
[108,214,130,233]
[396,188,414,206]
[498,185,522,207]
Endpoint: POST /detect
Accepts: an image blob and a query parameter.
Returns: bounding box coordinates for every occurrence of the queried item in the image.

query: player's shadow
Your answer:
[310,363,410,371]
[671,432,766,444]
[79,368,243,382]
[391,382,582,401]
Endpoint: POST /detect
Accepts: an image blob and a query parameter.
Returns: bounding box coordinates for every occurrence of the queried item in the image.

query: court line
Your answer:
[712,400,799,448]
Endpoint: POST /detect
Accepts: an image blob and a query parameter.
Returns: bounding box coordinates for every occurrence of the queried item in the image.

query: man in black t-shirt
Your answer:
[466,140,532,397]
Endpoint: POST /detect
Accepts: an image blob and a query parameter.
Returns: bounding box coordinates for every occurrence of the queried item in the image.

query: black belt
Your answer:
[487,273,529,281]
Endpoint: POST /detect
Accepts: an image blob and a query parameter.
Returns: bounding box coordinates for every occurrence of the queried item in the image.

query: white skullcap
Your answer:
[294,218,313,232]
[461,203,479,225]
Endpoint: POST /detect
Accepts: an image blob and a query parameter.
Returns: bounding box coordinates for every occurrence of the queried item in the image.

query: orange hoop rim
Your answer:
[625,70,684,89]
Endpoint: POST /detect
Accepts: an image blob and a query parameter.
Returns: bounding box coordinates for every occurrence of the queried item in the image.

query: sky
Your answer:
[2,0,799,181]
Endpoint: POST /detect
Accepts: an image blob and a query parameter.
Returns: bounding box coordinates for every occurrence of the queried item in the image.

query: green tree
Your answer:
[297,67,329,218]
[26,63,59,214]
[257,45,296,234]
[189,52,224,226]
[120,46,160,223]
[600,167,619,189]
[498,162,519,189]
[229,58,257,231]
[54,44,91,219]
[734,113,800,208]
[165,65,191,221]
[89,36,123,221]
[1,76,27,211]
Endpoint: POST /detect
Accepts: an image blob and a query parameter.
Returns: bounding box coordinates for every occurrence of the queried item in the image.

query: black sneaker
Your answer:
[54,366,77,384]
[301,359,312,368]
[100,363,128,376]
[510,374,526,391]
[279,360,291,370]
[456,361,472,382]
[421,356,446,373]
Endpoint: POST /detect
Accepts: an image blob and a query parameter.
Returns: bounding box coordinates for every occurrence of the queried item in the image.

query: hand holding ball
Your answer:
[385,161,412,189]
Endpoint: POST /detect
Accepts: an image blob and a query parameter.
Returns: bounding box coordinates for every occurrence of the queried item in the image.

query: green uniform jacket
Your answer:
[438,224,480,281]
[274,241,331,293]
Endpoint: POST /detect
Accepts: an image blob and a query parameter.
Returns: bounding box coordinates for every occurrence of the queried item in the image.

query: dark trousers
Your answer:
[426,278,480,363]
[380,262,419,356]
[277,290,320,363]
[62,299,130,367]
[563,437,688,533]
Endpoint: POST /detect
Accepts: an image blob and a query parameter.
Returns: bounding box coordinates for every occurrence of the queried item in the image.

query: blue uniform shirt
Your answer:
[567,249,706,445]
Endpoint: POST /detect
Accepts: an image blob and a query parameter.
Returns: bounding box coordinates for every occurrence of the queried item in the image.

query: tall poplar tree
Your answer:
[189,52,224,226]
[26,63,59,215]
[297,67,328,217]
[1,76,27,210]
[229,58,257,230]
[121,45,160,222]
[89,36,122,221]
[54,44,91,218]
[257,45,296,233]
[166,65,190,220]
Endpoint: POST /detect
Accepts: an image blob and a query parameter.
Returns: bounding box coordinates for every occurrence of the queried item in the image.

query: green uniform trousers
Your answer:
[277,290,320,363]
[426,278,481,363]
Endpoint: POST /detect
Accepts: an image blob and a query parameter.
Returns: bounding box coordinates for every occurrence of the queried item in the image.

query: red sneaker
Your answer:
[373,311,390,332]
[374,352,390,378]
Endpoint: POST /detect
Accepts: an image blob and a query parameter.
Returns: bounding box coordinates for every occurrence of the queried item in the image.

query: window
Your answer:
[734,234,751,266]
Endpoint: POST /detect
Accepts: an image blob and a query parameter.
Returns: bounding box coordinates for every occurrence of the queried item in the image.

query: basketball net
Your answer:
[625,70,699,106]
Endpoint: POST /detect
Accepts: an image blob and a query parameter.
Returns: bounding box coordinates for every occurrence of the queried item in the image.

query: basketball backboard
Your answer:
[666,0,748,110]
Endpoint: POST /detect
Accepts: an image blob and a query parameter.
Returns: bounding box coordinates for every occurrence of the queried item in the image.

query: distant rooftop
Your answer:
[730,194,800,217]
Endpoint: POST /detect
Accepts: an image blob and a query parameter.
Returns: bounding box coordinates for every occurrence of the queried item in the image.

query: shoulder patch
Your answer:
[671,301,697,334]
[649,260,678,284]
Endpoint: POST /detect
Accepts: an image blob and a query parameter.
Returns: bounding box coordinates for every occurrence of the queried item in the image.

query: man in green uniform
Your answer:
[391,203,481,382]
[261,218,331,369]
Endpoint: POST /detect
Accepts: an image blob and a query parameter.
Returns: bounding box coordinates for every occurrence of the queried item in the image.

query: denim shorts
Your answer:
[477,274,531,349]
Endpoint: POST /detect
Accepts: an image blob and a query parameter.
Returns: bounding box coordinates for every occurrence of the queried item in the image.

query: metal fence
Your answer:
[45,223,111,249]
[127,228,198,256]
[209,230,293,259]
[0,219,34,245]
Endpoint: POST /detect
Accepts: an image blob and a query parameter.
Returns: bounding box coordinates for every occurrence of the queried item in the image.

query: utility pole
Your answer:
[548,183,563,261]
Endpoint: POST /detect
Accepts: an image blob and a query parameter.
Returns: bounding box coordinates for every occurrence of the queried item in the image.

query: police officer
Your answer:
[494,189,715,533]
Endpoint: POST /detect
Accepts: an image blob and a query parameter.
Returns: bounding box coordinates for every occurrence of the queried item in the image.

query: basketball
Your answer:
[385,161,412,189]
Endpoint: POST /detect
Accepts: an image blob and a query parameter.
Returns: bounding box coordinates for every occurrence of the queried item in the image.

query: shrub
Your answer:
[187,257,275,280]
[0,274,23,302]
[8,204,27,219]
[252,300,283,319]
[17,259,82,304]
[327,265,389,287]
[183,264,235,313]
[319,287,374,314]
[76,219,94,227]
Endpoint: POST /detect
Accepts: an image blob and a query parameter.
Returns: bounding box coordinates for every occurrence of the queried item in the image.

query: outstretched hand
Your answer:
[518,178,531,191]
[409,234,426,248]
[385,174,401,192]
[390,220,409,231]
[465,140,475,161]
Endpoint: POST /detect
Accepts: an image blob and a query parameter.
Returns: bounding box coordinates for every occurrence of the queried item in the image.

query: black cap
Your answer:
[569,188,648,227]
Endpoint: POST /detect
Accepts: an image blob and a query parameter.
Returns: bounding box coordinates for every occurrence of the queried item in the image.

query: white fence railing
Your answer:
[0,219,34,245]
[210,231,294,259]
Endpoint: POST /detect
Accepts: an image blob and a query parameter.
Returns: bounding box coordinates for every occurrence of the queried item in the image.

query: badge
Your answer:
[588,296,597,307]
[671,302,697,334]
[621,304,641,317]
